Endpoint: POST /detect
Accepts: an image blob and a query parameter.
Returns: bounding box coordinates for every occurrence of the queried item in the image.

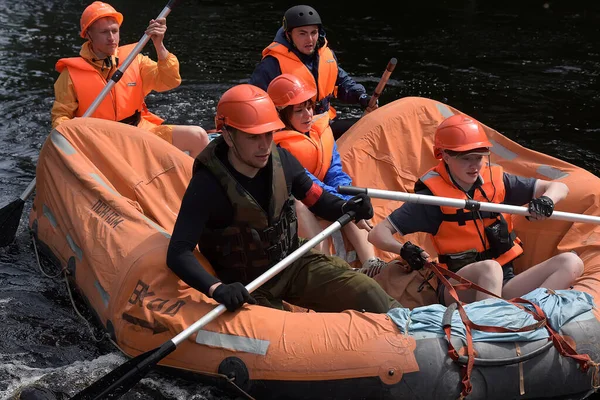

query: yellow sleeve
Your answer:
[51,70,79,128]
[139,52,182,96]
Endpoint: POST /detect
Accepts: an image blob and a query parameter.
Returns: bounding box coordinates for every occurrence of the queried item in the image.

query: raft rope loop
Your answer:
[31,233,64,279]
[427,261,599,398]
[31,233,115,345]
[31,233,259,398]
[221,373,256,400]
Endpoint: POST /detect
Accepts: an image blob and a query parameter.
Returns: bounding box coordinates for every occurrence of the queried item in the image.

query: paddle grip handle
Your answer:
[337,185,366,196]
[367,57,398,110]
[388,57,398,69]
[338,210,357,226]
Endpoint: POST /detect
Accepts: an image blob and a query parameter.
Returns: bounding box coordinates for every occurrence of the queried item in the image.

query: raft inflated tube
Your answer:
[442,303,555,366]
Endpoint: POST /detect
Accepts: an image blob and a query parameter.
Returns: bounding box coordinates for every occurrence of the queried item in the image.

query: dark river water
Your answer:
[0,1,599,399]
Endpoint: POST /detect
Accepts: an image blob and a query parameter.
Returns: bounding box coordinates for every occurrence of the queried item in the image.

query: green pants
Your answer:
[253,249,402,313]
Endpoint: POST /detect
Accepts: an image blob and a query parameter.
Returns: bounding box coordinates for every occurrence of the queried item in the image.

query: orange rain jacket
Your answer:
[51,41,181,141]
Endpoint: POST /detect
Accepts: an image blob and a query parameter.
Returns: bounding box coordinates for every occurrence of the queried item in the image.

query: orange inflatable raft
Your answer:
[29,97,600,399]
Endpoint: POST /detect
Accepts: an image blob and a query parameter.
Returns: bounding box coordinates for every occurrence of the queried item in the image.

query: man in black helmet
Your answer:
[249,5,377,139]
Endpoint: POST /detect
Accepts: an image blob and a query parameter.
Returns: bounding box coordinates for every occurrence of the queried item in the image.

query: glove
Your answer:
[528,195,554,218]
[359,93,377,110]
[341,194,374,222]
[400,241,427,271]
[211,282,257,312]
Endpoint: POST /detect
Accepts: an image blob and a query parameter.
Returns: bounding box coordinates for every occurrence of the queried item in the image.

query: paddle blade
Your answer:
[72,341,176,400]
[0,198,25,247]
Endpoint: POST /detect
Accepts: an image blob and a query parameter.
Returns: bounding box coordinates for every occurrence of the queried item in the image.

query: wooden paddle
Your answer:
[69,211,356,400]
[0,0,181,247]
[338,185,600,225]
[363,57,397,115]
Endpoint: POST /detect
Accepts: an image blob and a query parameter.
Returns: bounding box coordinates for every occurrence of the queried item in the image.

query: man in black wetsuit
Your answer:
[166,84,400,313]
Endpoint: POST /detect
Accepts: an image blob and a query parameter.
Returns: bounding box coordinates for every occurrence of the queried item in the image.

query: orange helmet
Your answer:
[433,114,493,159]
[80,1,123,38]
[215,84,285,134]
[267,74,316,109]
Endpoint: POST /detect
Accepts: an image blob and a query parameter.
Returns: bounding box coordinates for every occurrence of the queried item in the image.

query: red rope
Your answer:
[426,261,596,398]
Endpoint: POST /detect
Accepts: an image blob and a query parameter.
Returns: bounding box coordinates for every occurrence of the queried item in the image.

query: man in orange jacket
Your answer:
[51,1,209,158]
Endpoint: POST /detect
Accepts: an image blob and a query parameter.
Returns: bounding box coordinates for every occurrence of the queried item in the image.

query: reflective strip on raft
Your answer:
[90,173,120,197]
[195,330,270,355]
[66,234,83,261]
[489,140,517,160]
[537,165,569,180]
[42,204,58,228]
[89,173,170,237]
[435,103,454,118]
[94,280,110,308]
[141,215,170,239]
[51,130,77,155]
[487,140,569,179]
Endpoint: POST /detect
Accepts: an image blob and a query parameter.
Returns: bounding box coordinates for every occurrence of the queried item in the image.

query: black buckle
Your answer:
[265,242,284,262]
[477,248,494,261]
[288,212,297,223]
[279,216,289,233]
[286,200,297,223]
[262,226,278,242]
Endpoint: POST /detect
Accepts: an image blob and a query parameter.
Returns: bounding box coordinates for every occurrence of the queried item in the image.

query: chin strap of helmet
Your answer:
[223,127,253,169]
[223,127,240,157]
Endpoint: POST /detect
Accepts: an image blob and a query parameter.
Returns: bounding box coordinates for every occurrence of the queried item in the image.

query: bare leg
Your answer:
[443,260,503,305]
[171,125,209,158]
[295,200,327,253]
[502,252,583,299]
[342,222,375,265]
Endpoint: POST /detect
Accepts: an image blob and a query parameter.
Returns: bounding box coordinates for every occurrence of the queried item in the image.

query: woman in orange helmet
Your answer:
[167,84,401,313]
[51,1,209,158]
[267,74,385,271]
[368,114,583,305]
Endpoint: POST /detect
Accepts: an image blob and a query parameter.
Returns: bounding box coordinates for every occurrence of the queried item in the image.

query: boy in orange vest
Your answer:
[368,115,583,305]
[51,1,209,158]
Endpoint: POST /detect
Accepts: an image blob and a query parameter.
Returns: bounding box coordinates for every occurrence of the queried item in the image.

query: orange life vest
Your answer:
[274,113,334,181]
[55,43,163,125]
[419,161,523,269]
[262,40,338,120]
